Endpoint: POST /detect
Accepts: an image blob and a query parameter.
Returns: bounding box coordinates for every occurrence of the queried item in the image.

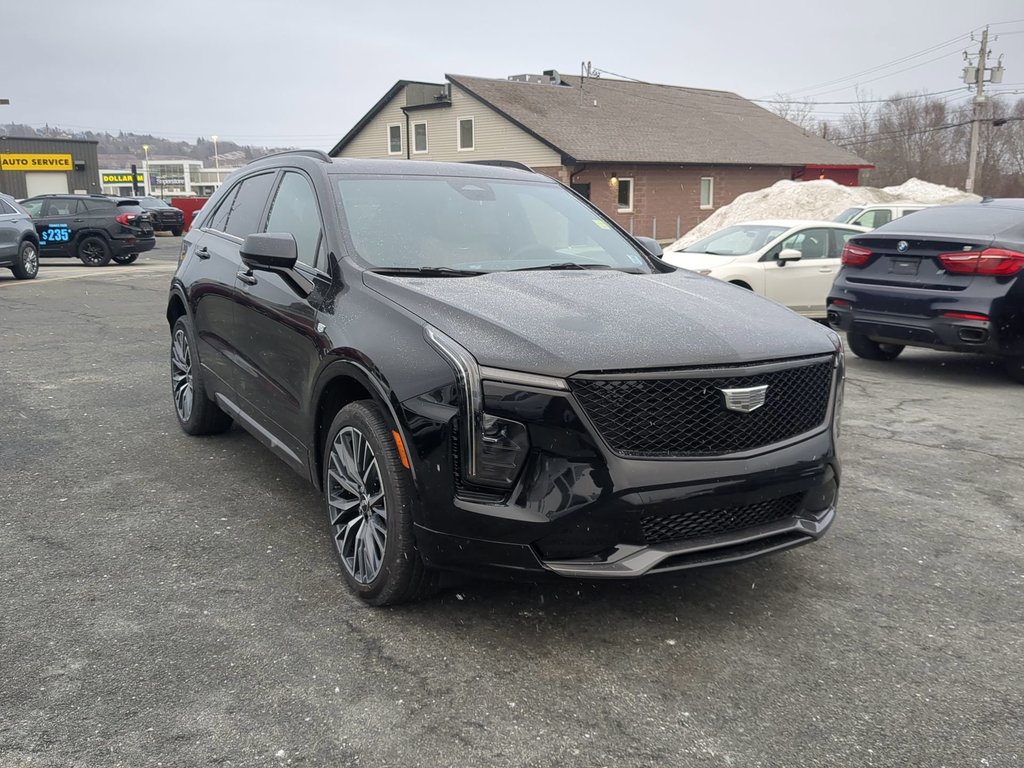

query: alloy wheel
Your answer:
[23,244,38,274]
[327,426,388,584]
[81,241,105,265]
[171,328,194,422]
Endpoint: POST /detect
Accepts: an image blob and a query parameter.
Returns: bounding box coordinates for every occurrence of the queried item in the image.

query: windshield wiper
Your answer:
[510,262,615,272]
[368,266,486,277]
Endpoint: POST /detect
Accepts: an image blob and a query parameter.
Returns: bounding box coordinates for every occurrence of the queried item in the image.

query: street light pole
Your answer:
[211,135,220,187]
[142,144,150,195]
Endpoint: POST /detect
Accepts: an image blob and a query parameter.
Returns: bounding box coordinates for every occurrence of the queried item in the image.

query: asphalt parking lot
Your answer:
[2,237,1022,768]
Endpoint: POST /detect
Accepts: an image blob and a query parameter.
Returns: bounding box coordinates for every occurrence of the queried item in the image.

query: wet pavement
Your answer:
[2,239,1022,767]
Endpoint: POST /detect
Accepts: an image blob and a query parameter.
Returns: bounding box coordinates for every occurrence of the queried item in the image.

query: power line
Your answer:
[836,119,974,147]
[753,88,968,106]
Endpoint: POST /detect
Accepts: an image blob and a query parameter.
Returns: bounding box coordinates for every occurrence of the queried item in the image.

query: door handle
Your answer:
[195,246,210,260]
[818,267,834,273]
[73,218,85,222]
[237,269,258,286]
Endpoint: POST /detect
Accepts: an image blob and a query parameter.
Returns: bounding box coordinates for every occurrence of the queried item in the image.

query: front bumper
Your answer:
[403,378,840,581]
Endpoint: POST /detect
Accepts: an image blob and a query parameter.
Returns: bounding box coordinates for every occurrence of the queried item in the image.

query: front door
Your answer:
[762,227,838,316]
[33,197,82,256]
[232,170,330,467]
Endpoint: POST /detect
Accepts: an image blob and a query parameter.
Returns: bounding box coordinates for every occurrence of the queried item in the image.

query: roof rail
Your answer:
[462,159,535,173]
[248,149,333,165]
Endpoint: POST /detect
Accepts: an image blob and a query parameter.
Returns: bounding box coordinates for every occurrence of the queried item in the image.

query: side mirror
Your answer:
[635,236,663,258]
[240,232,298,271]
[778,248,802,264]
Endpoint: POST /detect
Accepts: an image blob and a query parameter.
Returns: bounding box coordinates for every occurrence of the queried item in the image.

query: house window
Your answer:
[700,177,714,209]
[413,122,428,154]
[617,177,633,213]
[458,117,474,151]
[387,124,402,155]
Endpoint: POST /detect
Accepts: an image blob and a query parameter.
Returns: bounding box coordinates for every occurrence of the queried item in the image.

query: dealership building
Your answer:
[0,136,101,198]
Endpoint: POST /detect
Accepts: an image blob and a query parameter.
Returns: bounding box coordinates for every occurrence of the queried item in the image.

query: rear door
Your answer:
[0,198,22,258]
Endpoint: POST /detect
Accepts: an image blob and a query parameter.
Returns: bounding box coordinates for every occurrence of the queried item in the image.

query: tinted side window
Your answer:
[778,228,831,260]
[854,209,892,228]
[264,172,323,269]
[21,199,44,216]
[43,199,82,216]
[207,185,239,232]
[224,172,276,238]
[82,199,115,212]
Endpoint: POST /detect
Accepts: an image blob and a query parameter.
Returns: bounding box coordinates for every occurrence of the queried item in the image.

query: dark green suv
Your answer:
[20,194,156,266]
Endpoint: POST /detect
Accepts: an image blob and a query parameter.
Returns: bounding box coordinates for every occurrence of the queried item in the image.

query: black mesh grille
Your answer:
[641,494,804,545]
[569,360,833,457]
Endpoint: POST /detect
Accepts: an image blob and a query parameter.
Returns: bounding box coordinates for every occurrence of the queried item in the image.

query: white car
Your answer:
[663,220,871,320]
[833,202,935,228]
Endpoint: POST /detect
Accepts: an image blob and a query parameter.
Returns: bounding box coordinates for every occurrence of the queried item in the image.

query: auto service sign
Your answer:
[0,153,74,171]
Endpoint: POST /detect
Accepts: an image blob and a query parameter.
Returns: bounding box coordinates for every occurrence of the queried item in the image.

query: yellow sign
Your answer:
[102,173,144,184]
[0,153,74,171]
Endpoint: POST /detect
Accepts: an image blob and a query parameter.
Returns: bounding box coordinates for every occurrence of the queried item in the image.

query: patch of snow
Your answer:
[667,178,980,251]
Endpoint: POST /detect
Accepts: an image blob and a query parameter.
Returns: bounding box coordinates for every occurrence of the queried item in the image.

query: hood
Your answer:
[364,269,836,378]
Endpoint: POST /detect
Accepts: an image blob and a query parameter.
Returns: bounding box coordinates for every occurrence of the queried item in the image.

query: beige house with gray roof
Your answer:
[330,72,871,240]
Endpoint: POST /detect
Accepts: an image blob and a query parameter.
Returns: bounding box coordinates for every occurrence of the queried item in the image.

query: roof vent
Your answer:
[508,70,568,86]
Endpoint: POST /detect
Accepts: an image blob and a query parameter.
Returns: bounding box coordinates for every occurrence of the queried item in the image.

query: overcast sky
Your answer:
[2,0,1022,150]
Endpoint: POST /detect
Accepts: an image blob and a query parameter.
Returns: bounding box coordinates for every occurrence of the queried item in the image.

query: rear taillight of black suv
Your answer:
[841,243,873,267]
[937,248,1024,276]
[115,212,139,226]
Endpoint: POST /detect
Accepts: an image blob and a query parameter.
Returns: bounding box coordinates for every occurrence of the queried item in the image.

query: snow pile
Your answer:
[667,178,980,250]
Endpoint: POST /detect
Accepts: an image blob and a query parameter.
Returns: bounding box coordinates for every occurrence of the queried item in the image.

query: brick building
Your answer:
[330,72,871,241]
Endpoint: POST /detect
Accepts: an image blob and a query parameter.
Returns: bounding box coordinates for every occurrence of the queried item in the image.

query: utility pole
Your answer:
[964,27,988,193]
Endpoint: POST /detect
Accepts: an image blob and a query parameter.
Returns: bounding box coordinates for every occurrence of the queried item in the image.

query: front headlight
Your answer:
[425,327,566,488]
[832,338,846,444]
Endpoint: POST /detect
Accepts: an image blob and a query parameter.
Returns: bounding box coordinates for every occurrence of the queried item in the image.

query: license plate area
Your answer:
[889,258,919,276]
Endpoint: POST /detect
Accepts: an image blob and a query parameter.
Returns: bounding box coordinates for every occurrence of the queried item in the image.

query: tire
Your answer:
[1005,358,1024,384]
[170,316,232,436]
[112,253,139,265]
[847,331,904,361]
[171,227,183,237]
[11,240,39,280]
[77,236,112,266]
[729,281,753,290]
[324,401,437,606]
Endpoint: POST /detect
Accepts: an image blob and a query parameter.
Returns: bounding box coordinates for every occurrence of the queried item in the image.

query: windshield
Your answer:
[834,207,863,223]
[140,197,170,208]
[678,224,790,256]
[334,176,653,273]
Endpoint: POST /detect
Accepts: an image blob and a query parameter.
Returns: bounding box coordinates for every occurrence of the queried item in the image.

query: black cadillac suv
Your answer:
[828,199,1024,383]
[21,194,156,266]
[167,151,845,605]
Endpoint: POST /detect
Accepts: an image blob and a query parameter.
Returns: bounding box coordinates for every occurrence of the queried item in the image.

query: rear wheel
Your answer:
[1005,358,1024,384]
[11,240,39,279]
[112,253,139,265]
[77,236,111,266]
[847,331,904,361]
[324,401,437,606]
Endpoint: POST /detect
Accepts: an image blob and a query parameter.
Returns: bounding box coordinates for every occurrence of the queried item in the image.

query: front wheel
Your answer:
[847,331,904,361]
[11,240,39,279]
[77,236,111,266]
[112,253,138,265]
[324,401,437,606]
[170,316,232,435]
[171,226,183,237]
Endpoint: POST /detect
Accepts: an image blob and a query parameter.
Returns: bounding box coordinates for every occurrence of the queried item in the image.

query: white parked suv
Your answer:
[833,202,935,228]
[663,220,870,320]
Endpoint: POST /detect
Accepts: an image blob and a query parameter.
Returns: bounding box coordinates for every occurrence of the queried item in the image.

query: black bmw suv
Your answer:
[828,199,1024,383]
[21,194,156,266]
[168,151,844,605]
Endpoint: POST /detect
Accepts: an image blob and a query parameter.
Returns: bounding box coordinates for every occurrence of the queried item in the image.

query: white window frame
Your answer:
[457,116,475,152]
[616,177,634,213]
[412,121,428,154]
[387,123,403,156]
[700,176,714,210]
